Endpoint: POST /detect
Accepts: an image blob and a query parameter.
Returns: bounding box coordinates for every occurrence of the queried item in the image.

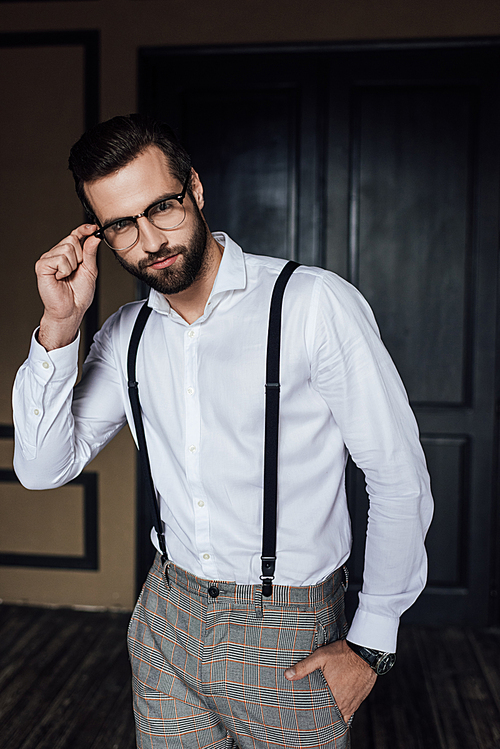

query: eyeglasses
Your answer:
[93,172,190,251]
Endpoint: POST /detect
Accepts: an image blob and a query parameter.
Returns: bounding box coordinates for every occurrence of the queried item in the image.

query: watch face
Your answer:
[375,652,396,675]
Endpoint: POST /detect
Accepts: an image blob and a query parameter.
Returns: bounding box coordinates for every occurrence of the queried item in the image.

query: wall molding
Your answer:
[0,468,99,570]
[0,29,100,356]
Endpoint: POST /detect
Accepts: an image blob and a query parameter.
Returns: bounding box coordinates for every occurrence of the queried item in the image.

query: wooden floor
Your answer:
[0,604,499,749]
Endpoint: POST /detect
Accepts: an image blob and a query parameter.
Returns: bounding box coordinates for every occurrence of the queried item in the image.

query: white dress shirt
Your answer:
[13,233,433,652]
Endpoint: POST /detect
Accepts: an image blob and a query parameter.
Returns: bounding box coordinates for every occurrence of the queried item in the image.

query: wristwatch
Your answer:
[346,640,396,675]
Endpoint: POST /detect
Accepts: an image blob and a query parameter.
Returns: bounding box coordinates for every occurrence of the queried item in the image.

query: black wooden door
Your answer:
[139,42,500,625]
[141,50,327,265]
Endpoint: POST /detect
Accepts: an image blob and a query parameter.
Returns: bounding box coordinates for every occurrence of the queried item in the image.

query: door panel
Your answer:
[422,435,469,588]
[140,51,325,265]
[182,88,298,259]
[354,85,473,406]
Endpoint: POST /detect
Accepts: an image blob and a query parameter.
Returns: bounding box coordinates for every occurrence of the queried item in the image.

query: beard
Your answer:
[114,202,209,295]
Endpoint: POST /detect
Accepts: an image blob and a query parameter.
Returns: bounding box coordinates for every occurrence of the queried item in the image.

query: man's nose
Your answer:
[136,216,167,253]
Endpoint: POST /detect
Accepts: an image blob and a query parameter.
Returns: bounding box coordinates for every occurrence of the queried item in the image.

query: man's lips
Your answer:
[148,253,180,270]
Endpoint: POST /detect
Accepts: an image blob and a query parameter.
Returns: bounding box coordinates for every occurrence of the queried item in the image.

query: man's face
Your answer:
[85,146,209,295]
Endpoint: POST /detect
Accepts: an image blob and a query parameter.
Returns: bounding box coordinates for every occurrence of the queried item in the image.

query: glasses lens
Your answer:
[148,200,186,231]
[103,220,139,251]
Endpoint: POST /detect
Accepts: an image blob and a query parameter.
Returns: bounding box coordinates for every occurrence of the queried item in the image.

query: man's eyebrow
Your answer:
[102,188,183,227]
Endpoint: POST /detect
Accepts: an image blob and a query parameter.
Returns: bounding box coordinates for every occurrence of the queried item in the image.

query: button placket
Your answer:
[184,327,201,469]
[184,325,215,577]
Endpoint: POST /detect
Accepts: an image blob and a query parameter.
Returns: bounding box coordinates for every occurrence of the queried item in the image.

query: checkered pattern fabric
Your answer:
[127,555,351,749]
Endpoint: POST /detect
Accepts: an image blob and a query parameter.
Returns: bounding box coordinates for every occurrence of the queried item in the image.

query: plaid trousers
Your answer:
[127,554,352,749]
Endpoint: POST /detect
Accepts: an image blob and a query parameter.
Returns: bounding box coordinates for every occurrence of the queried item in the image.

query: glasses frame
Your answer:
[93,172,190,251]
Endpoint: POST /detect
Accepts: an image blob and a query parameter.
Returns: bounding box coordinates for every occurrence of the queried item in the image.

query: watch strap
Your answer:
[346,640,396,675]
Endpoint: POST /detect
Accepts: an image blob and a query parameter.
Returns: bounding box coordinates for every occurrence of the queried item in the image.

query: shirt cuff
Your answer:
[28,328,80,381]
[347,608,400,653]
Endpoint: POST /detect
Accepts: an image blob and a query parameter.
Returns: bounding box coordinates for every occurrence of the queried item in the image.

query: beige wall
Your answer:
[0,36,137,609]
[1,0,499,609]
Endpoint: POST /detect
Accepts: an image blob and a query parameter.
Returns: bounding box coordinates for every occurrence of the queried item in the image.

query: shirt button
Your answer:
[187,387,194,395]
[203,553,210,560]
[198,500,205,507]
[33,409,40,416]
[187,330,196,338]
[42,362,50,369]
[189,445,197,453]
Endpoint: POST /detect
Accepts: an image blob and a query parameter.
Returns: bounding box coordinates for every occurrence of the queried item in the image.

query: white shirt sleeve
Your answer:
[311,274,433,652]
[13,320,127,490]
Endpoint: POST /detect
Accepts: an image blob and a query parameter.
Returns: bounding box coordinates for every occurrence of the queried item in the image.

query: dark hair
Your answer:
[68,113,192,220]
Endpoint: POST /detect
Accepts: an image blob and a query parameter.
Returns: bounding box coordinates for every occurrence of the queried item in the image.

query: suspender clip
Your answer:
[261,557,275,597]
[261,556,276,576]
[261,578,274,597]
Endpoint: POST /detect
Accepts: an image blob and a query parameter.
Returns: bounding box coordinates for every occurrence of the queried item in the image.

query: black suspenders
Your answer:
[127,303,167,562]
[127,260,300,597]
[260,260,300,594]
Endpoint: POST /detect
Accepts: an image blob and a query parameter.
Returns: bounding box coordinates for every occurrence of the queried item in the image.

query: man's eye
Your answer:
[110,219,134,234]
[151,200,175,216]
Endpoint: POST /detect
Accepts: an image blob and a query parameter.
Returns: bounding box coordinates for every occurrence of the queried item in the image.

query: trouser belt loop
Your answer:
[254,584,264,619]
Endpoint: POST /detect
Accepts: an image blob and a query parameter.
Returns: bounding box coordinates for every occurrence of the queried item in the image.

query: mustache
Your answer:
[138,245,186,270]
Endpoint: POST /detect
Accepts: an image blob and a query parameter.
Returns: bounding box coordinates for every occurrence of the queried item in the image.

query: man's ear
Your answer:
[189,169,205,210]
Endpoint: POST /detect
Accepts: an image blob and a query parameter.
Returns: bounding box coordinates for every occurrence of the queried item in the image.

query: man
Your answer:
[13,114,433,749]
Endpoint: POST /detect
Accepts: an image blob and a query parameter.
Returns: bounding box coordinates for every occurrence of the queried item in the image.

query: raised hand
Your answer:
[284,639,377,723]
[35,224,100,350]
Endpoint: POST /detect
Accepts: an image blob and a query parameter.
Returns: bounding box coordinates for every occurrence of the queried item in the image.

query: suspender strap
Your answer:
[261,260,300,597]
[127,303,168,563]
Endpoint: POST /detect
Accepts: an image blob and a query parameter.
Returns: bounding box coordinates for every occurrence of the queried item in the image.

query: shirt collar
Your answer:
[148,232,246,317]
